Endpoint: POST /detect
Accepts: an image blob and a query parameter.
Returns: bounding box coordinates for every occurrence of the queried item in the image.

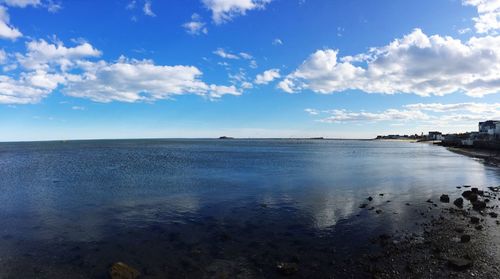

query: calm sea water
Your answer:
[1,139,499,278]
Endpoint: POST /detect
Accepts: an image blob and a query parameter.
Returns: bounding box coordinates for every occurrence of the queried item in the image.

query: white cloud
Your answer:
[71,106,85,110]
[213,48,240,59]
[254,68,280,84]
[63,58,211,102]
[279,29,500,97]
[143,0,155,17]
[202,0,273,24]
[0,6,22,40]
[304,108,319,115]
[272,38,283,45]
[45,0,61,13]
[458,27,472,34]
[307,102,500,128]
[404,102,500,114]
[18,39,102,70]
[183,13,208,35]
[463,0,500,34]
[318,109,430,123]
[208,84,241,98]
[0,49,6,63]
[1,40,243,104]
[239,52,252,59]
[0,72,60,104]
[1,0,40,7]
[126,0,136,10]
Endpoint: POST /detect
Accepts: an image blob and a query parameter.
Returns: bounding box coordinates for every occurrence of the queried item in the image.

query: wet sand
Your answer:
[447,147,500,166]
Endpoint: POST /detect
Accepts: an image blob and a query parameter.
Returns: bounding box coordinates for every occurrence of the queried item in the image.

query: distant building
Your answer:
[479,120,500,135]
[428,131,444,141]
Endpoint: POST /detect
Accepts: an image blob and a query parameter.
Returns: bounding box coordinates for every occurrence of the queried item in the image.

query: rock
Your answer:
[453,198,464,208]
[460,235,471,243]
[276,262,298,275]
[440,195,450,203]
[375,209,383,214]
[359,203,368,209]
[426,199,433,203]
[109,262,140,279]
[471,187,479,193]
[475,225,483,230]
[367,196,373,201]
[470,216,480,224]
[472,200,486,211]
[379,193,384,196]
[489,212,498,218]
[454,227,465,233]
[448,257,473,270]
[488,186,499,192]
[462,191,477,201]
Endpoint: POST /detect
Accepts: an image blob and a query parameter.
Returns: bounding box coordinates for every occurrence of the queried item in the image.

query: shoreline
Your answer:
[446,146,500,166]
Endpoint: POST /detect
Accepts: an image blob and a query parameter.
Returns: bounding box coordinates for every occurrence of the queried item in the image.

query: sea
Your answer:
[0,139,499,278]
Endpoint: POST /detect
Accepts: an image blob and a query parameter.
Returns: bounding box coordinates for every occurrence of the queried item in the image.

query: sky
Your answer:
[0,0,499,141]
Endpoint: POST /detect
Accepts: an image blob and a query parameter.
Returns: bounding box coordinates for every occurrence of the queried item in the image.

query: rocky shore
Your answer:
[356,186,500,278]
[446,146,500,166]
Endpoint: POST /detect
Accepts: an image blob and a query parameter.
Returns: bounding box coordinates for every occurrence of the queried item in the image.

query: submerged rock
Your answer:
[109,262,140,279]
[448,257,473,270]
[276,262,298,275]
[359,203,368,209]
[453,198,464,208]
[440,195,450,203]
[470,217,480,224]
[367,196,373,201]
[472,200,486,211]
[460,235,471,243]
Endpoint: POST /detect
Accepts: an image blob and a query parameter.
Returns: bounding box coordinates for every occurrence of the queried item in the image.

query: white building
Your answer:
[479,120,500,135]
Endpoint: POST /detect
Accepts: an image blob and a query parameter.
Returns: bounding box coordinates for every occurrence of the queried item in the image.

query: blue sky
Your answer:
[0,0,499,141]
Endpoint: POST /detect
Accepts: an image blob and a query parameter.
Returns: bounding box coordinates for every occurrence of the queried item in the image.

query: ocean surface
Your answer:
[1,139,499,278]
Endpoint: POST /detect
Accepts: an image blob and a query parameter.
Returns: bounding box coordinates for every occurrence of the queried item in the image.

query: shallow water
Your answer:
[0,139,499,278]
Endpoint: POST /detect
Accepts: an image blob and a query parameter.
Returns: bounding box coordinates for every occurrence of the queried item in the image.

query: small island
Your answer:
[218,136,235,139]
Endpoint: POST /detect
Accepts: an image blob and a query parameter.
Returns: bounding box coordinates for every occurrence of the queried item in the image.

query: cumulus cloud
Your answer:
[183,13,208,35]
[64,58,218,102]
[0,6,22,40]
[463,0,500,33]
[143,0,155,17]
[307,102,500,126]
[0,40,243,104]
[202,0,273,24]
[18,39,101,70]
[279,28,500,97]
[254,68,280,84]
